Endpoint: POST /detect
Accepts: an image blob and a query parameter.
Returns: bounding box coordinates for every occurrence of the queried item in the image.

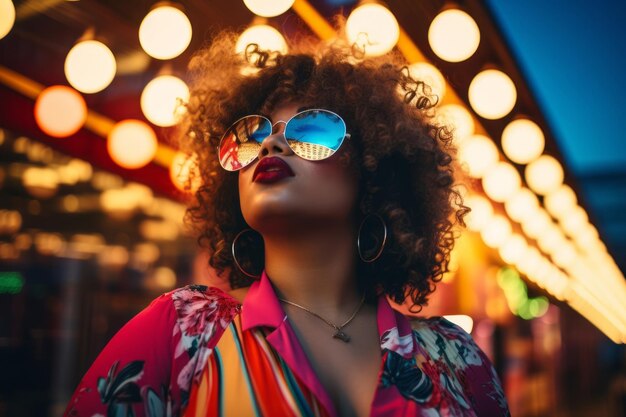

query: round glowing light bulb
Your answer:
[435,104,475,145]
[0,0,16,40]
[552,242,577,269]
[482,162,521,203]
[481,215,512,248]
[346,3,400,57]
[405,62,446,104]
[501,119,545,164]
[34,85,87,138]
[236,24,288,62]
[139,5,192,60]
[468,69,517,120]
[504,187,539,223]
[559,206,588,237]
[140,75,189,127]
[464,195,493,232]
[521,209,552,240]
[499,233,528,265]
[525,155,564,195]
[428,9,480,62]
[243,0,294,17]
[544,184,577,220]
[537,224,567,255]
[107,120,158,169]
[64,40,116,93]
[458,134,498,178]
[170,152,201,193]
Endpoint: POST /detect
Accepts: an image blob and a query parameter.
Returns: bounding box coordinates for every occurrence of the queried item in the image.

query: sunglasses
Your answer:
[218,108,350,171]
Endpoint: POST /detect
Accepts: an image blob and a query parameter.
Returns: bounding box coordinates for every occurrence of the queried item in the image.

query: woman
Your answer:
[64,32,510,417]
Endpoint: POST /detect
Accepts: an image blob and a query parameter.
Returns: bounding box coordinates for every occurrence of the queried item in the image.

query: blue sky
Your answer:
[485,0,626,175]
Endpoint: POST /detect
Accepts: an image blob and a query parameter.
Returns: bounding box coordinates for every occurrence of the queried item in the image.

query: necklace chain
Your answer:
[278,294,366,343]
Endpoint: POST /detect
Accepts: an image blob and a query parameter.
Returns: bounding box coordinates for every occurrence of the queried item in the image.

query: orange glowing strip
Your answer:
[292,0,335,41]
[0,64,176,168]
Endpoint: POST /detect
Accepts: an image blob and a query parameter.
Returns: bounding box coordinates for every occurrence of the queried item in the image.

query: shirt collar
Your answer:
[241,270,286,331]
[241,270,417,358]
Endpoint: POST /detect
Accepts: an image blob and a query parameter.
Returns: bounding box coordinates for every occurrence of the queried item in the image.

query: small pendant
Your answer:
[333,330,351,343]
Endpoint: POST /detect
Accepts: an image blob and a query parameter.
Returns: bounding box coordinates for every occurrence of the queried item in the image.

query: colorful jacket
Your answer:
[64,271,510,417]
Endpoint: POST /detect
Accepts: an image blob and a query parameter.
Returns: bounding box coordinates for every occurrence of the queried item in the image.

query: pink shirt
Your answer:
[65,271,510,416]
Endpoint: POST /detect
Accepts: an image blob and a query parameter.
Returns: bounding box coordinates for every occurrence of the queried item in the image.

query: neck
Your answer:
[262,222,360,317]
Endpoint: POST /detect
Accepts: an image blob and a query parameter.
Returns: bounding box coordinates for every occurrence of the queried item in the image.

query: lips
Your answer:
[252,156,295,183]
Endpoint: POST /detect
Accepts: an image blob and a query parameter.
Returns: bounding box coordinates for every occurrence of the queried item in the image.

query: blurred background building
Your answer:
[0,1,625,416]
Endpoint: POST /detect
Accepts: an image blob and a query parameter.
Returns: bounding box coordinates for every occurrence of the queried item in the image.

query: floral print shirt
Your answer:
[64,271,510,417]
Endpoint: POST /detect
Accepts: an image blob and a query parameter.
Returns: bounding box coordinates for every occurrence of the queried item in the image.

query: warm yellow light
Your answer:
[517,246,542,277]
[544,184,577,219]
[468,69,517,119]
[346,3,400,57]
[140,75,189,127]
[0,0,15,40]
[481,215,512,248]
[107,120,158,169]
[560,206,589,236]
[139,5,192,60]
[536,224,567,255]
[435,104,475,145]
[406,62,446,103]
[482,161,521,202]
[499,233,528,265]
[23,167,59,199]
[574,223,599,247]
[428,9,480,62]
[465,195,493,231]
[552,241,577,269]
[525,155,564,195]
[236,24,288,62]
[34,85,87,138]
[64,40,116,93]
[170,152,201,193]
[443,315,474,333]
[243,0,294,17]
[458,134,498,178]
[501,119,545,164]
[521,209,551,239]
[504,187,539,223]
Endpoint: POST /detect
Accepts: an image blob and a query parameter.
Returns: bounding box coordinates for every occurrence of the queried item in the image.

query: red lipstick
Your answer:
[253,156,295,183]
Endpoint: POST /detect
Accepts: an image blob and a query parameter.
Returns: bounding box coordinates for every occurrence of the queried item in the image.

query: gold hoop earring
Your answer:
[357,213,387,263]
[232,229,264,279]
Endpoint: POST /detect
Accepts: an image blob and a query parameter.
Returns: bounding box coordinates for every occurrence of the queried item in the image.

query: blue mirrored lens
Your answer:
[284,110,346,160]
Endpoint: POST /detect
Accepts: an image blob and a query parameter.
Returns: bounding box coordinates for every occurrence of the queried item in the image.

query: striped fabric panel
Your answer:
[183,315,330,417]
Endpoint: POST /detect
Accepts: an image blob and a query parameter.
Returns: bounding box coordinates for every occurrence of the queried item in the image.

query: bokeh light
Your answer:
[243,0,294,17]
[435,104,475,145]
[236,25,288,62]
[544,184,577,219]
[481,215,512,248]
[405,62,446,103]
[65,40,116,93]
[504,187,539,223]
[0,0,16,40]
[34,85,87,138]
[501,119,545,164]
[482,161,521,202]
[465,195,493,232]
[468,69,517,119]
[346,3,400,57]
[107,120,158,169]
[525,155,564,195]
[140,75,189,127]
[458,134,499,178]
[428,9,480,62]
[139,5,192,60]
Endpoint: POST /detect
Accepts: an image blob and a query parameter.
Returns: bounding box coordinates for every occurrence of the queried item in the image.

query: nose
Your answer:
[258,120,293,158]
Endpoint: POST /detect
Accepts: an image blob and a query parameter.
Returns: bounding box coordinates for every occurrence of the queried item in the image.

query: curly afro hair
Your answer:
[177,31,469,312]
